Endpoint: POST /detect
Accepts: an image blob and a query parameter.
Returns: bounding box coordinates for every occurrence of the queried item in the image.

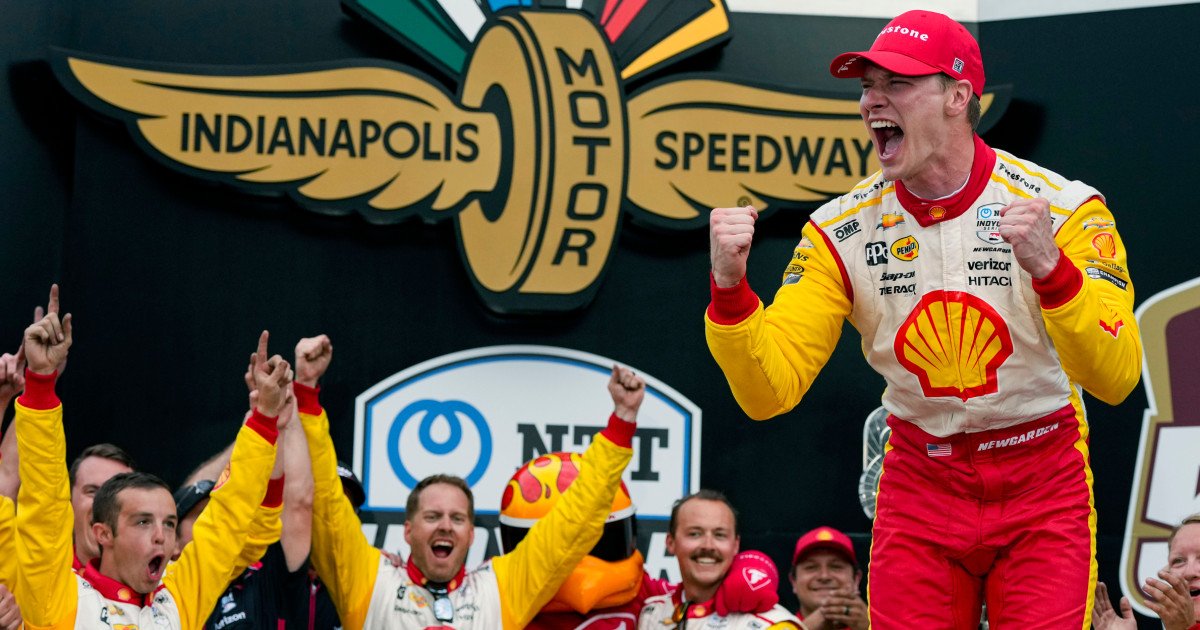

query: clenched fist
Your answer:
[710,206,759,288]
[998,198,1059,279]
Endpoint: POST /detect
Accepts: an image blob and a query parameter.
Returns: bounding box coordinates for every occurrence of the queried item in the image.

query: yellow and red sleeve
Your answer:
[165,410,281,630]
[13,370,77,630]
[492,414,634,629]
[1037,198,1142,404]
[705,220,853,420]
[0,494,15,590]
[296,383,380,630]
[229,487,284,575]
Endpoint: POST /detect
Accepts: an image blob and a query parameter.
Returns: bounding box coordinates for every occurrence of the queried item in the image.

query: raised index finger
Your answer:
[255,330,270,367]
[47,284,60,316]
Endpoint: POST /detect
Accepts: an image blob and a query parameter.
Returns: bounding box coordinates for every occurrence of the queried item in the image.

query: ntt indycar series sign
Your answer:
[352,345,699,572]
[51,0,1010,314]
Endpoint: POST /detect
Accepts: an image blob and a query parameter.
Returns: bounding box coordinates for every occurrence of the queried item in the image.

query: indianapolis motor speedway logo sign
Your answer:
[54,0,1006,314]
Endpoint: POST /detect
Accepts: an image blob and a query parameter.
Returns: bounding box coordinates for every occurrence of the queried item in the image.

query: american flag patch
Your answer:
[926,443,952,457]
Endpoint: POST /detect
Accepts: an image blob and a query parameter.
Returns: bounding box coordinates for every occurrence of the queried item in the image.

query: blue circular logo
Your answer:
[386,399,493,488]
[978,206,994,219]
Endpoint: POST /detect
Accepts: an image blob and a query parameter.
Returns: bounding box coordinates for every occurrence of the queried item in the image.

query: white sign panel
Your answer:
[354,345,701,520]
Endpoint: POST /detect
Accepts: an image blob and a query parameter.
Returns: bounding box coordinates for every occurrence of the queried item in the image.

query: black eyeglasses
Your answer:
[428,587,454,623]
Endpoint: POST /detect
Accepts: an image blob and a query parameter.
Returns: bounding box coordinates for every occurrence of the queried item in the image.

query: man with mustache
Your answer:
[638,490,802,629]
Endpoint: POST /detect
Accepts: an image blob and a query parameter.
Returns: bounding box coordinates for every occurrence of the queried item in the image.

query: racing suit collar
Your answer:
[405,559,467,593]
[670,587,717,620]
[81,558,149,607]
[895,134,996,227]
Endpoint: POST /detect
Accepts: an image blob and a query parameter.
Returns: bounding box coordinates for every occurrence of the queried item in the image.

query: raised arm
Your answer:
[0,352,25,500]
[279,388,313,573]
[492,365,639,629]
[14,285,77,629]
[0,496,15,590]
[296,335,382,630]
[706,216,852,420]
[277,336,326,573]
[1030,198,1141,404]
[165,332,290,630]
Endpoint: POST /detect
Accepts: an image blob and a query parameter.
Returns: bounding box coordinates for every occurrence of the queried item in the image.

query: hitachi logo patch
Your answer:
[977,422,1059,451]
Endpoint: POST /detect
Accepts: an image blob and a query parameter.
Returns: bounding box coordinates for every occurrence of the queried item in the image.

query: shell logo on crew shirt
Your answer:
[50,1,1009,314]
[894,291,1013,400]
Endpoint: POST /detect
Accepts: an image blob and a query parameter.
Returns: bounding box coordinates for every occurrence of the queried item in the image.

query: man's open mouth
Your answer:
[431,541,453,559]
[148,554,165,579]
[872,120,903,160]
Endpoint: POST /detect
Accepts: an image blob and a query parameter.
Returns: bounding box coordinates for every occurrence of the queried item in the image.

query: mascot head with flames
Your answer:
[499,451,642,613]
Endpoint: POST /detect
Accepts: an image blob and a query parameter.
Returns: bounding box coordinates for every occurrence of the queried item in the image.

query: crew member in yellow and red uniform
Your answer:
[298,339,640,630]
[13,305,291,630]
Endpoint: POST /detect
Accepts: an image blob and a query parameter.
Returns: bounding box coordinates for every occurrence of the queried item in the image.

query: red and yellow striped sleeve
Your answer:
[164,411,280,630]
[1038,198,1142,404]
[229,497,284,575]
[13,370,78,630]
[0,495,16,590]
[705,220,853,420]
[296,384,379,630]
[492,415,634,629]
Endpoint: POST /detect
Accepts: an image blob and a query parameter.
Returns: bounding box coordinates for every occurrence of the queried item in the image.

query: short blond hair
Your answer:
[937,74,981,130]
[1168,513,1200,549]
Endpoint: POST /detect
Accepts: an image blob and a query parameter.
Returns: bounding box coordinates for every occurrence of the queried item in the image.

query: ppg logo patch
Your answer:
[866,241,888,266]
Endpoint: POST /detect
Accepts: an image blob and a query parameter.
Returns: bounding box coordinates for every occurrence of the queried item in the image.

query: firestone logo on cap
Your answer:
[877,25,930,41]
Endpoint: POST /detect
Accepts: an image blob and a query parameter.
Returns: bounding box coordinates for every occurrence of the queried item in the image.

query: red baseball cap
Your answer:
[792,526,857,566]
[829,10,984,98]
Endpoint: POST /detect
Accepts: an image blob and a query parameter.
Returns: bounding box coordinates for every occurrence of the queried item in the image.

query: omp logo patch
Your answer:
[835,218,862,241]
[53,3,1009,314]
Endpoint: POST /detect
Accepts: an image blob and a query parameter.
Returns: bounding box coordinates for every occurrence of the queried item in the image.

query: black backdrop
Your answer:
[3,1,1198,625]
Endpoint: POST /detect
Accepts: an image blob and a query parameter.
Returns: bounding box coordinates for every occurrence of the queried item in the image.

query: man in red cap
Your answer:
[789,527,865,630]
[707,9,1141,628]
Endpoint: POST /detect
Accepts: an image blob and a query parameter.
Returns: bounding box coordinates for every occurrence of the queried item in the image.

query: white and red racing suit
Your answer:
[637,591,803,629]
[296,383,634,630]
[706,135,1142,629]
[13,370,283,630]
